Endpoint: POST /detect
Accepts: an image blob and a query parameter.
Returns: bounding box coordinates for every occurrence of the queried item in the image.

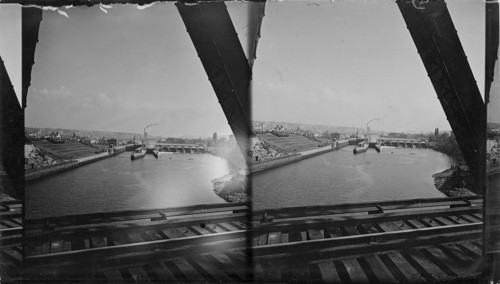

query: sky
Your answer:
[252,0,486,133]
[0,4,22,104]
[24,1,487,137]
[26,3,243,138]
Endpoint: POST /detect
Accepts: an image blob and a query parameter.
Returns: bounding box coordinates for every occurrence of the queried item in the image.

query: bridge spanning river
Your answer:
[127,143,207,154]
[379,137,429,148]
[156,143,207,154]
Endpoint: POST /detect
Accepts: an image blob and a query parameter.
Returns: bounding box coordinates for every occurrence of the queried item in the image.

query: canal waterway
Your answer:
[26,152,231,219]
[253,146,452,210]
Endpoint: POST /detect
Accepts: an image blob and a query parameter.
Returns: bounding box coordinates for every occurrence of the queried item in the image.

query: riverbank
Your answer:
[25,146,126,182]
[250,144,345,174]
[432,166,476,197]
[211,170,248,203]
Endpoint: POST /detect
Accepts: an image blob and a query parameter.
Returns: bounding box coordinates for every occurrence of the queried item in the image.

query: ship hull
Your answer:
[353,147,368,154]
[131,147,146,160]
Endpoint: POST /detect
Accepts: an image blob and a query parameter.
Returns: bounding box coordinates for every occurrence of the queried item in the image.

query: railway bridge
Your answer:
[0,0,497,282]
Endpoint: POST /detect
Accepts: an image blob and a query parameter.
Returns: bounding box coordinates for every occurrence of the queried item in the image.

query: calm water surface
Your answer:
[26,152,230,218]
[253,146,451,210]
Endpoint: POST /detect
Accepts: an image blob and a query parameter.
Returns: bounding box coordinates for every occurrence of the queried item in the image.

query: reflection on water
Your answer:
[253,147,451,210]
[26,152,230,219]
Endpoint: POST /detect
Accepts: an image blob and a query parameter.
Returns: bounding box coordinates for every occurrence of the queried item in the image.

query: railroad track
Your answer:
[252,196,484,282]
[0,197,486,282]
[0,199,24,279]
[2,202,252,282]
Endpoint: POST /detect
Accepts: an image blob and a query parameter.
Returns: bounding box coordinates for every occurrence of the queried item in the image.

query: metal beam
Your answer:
[485,0,499,105]
[176,2,251,160]
[0,56,24,201]
[485,0,500,281]
[22,7,43,110]
[396,0,486,194]
[246,2,266,70]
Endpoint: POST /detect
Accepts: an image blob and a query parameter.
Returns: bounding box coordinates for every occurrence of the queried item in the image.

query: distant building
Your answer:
[107,138,117,146]
[49,131,62,140]
[388,132,408,139]
[98,137,108,145]
[213,132,217,143]
[272,125,287,136]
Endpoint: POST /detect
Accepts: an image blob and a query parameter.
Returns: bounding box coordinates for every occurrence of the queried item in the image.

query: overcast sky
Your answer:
[252,0,485,133]
[25,1,486,137]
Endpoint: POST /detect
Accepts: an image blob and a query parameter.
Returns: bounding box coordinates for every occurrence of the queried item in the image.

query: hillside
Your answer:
[255,121,363,134]
[25,127,143,140]
[256,133,321,153]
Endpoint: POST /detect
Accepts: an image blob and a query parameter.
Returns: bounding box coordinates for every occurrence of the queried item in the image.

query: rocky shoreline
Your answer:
[432,166,476,197]
[213,163,476,203]
[211,170,249,203]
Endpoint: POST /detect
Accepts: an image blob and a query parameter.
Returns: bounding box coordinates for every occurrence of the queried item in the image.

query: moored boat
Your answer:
[126,144,142,151]
[368,139,381,153]
[353,142,369,154]
[131,146,146,160]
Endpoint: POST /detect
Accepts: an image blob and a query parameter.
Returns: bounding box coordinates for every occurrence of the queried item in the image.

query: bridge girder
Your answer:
[0,56,24,201]
[397,0,486,193]
[176,2,251,162]
[0,7,42,201]
[22,8,43,110]
[485,0,499,105]
[485,0,500,278]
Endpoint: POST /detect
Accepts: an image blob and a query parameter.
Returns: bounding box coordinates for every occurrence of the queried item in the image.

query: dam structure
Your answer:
[380,137,429,148]
[155,143,207,154]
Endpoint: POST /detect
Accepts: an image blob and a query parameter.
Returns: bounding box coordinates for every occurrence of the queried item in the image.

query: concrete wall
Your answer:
[251,144,347,173]
[25,160,80,181]
[250,154,302,173]
[26,146,127,182]
[301,146,335,160]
